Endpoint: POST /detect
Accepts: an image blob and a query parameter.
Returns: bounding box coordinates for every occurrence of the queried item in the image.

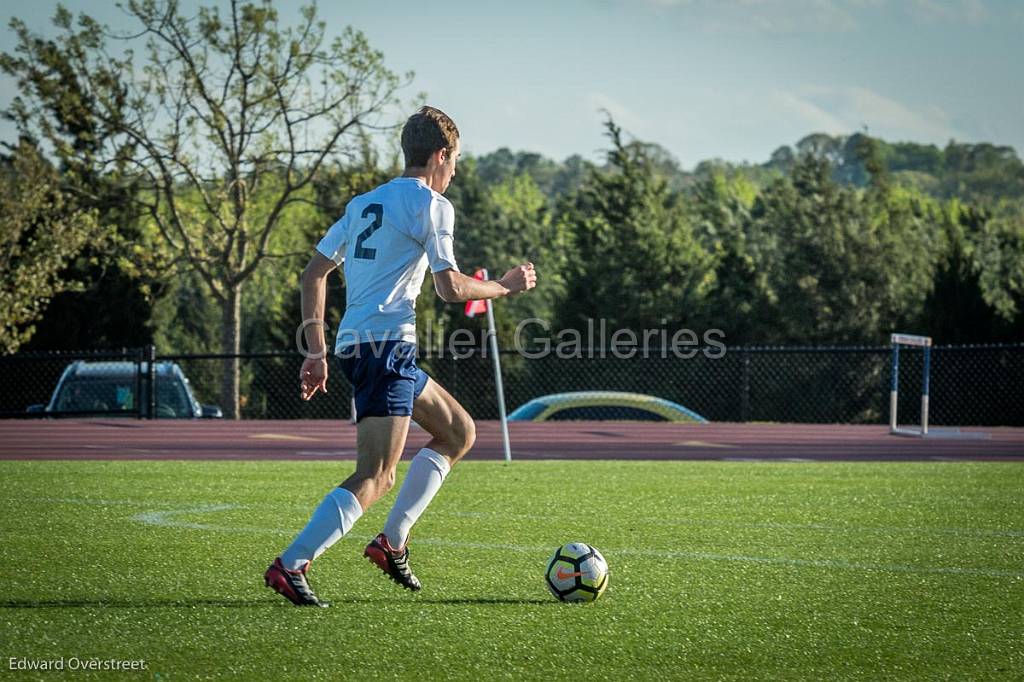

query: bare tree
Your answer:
[2,0,409,416]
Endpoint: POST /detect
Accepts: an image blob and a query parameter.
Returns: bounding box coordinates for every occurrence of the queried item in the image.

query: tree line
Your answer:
[2,1,1022,417]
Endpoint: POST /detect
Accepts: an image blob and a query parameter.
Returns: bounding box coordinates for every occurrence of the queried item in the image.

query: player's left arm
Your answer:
[432,264,536,302]
[421,195,536,302]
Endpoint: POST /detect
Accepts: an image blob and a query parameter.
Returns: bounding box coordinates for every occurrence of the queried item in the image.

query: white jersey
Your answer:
[316,177,459,352]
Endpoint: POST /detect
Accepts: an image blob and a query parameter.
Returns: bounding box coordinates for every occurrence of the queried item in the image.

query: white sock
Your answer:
[281,487,363,571]
[383,448,451,549]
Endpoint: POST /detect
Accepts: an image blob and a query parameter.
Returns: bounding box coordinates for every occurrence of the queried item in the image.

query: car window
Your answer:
[52,366,197,417]
[156,378,193,418]
[547,406,668,421]
[55,380,136,412]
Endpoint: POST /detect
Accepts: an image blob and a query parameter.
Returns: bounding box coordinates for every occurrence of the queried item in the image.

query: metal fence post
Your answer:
[740,349,751,422]
[146,344,157,420]
[135,347,144,420]
[452,354,459,396]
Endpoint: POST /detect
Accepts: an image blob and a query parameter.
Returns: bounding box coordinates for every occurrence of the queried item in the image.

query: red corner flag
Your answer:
[464,268,489,317]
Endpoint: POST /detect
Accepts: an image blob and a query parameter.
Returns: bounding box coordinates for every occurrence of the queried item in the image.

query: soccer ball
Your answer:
[545,542,609,602]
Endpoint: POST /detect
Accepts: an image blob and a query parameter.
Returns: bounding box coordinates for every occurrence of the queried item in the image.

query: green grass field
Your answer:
[2,459,1023,680]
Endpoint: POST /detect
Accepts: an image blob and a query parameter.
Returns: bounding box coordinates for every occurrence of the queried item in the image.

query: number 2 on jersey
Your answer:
[354,203,384,260]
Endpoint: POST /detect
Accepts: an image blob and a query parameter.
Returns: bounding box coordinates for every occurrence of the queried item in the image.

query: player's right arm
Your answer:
[299,252,337,401]
[300,208,349,401]
[432,264,537,303]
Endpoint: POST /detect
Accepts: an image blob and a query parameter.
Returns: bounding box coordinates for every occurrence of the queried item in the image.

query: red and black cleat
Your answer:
[263,557,329,607]
[364,533,422,591]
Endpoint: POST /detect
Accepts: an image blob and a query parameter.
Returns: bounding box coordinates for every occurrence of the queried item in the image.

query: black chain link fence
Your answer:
[2,343,1021,425]
[428,344,1023,426]
[0,349,153,419]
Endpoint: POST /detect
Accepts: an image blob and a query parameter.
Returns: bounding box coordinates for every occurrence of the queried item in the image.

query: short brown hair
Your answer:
[401,106,459,168]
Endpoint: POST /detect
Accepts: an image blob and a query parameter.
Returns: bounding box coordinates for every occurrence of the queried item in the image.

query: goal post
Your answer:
[890,333,931,437]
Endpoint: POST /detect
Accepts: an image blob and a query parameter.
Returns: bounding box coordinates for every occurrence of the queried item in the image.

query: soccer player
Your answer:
[264,106,537,606]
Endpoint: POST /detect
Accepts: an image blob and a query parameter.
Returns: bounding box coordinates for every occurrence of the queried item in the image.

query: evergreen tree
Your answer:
[557,119,714,336]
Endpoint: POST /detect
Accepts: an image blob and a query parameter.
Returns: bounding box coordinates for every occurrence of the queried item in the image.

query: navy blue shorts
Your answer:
[338,340,429,421]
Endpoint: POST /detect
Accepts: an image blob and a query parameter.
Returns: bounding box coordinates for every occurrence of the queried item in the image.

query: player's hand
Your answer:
[499,262,537,295]
[299,357,328,401]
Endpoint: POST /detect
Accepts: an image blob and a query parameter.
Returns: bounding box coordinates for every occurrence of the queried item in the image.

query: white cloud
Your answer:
[635,0,863,34]
[638,0,1004,33]
[908,0,991,25]
[963,0,990,23]
[638,0,695,6]
[769,90,850,134]
[773,85,958,143]
[586,91,648,136]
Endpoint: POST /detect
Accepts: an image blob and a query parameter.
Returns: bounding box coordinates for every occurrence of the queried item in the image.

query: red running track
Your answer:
[0,420,1021,462]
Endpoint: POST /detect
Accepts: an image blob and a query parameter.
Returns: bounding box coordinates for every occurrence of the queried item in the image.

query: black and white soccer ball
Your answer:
[545,542,609,602]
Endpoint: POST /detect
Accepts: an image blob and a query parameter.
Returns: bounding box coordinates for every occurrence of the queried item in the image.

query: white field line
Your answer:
[130,505,275,533]
[418,539,1024,579]
[40,497,1024,539]
[106,500,1024,580]
[442,510,1024,539]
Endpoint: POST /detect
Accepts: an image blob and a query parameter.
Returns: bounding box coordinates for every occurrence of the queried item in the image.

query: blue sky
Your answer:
[1,0,1021,167]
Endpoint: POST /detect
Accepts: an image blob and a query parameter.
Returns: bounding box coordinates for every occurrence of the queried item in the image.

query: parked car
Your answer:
[26,361,223,419]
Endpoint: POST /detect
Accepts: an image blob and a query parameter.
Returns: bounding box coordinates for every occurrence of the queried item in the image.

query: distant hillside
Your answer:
[473,134,1024,204]
[759,133,1024,202]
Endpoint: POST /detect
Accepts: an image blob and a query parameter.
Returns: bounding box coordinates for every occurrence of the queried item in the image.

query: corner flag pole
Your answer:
[485,296,513,463]
[466,269,512,463]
